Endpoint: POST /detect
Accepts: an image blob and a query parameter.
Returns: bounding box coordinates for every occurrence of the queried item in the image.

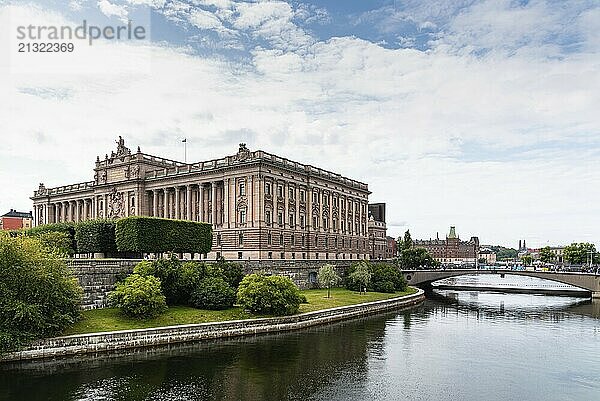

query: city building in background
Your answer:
[31,138,371,260]
[386,236,397,259]
[479,247,497,264]
[414,226,480,265]
[0,209,33,230]
[368,203,387,259]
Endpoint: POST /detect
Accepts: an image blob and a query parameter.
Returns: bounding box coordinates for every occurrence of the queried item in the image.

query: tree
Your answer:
[539,247,555,264]
[109,274,167,319]
[237,274,303,315]
[402,230,413,250]
[564,243,597,265]
[318,264,341,298]
[400,247,437,269]
[521,254,533,266]
[0,235,82,354]
[349,262,371,294]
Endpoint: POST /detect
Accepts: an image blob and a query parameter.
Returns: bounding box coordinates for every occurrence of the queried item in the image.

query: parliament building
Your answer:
[31,138,371,260]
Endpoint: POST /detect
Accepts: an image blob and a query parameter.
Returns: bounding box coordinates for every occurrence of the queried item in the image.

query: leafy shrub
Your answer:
[16,222,77,254]
[75,219,117,254]
[36,231,73,256]
[115,216,212,254]
[345,261,407,293]
[369,262,407,293]
[133,258,206,306]
[214,257,244,289]
[237,274,303,315]
[108,274,167,319]
[0,235,82,354]
[191,277,236,310]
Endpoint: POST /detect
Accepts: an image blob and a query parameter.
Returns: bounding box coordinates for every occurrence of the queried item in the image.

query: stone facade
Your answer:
[367,202,388,260]
[31,138,371,260]
[414,226,480,265]
[1,290,425,362]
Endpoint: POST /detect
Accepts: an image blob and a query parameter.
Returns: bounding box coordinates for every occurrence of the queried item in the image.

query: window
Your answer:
[266,210,272,224]
[312,191,318,203]
[268,252,273,259]
[239,210,247,224]
[289,213,294,226]
[333,219,338,230]
[300,215,305,229]
[315,235,318,247]
[265,182,272,195]
[322,217,328,229]
[315,253,319,259]
[289,188,294,199]
[278,212,283,225]
[239,233,243,246]
[292,253,295,259]
[323,194,328,206]
[217,234,221,246]
[239,181,246,196]
[302,235,305,246]
[280,234,284,245]
[291,234,295,245]
[238,252,243,260]
[280,252,285,259]
[312,216,318,229]
[325,237,328,247]
[268,232,272,245]
[216,252,221,259]
[278,185,283,197]
[300,190,306,202]
[334,237,338,247]
[302,252,306,259]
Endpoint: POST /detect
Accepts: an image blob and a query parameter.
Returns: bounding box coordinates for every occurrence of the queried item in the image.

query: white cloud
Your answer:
[1,1,599,248]
[97,0,128,21]
[190,8,225,30]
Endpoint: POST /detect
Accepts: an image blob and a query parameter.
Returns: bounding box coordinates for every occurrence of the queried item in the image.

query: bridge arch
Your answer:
[402,269,600,297]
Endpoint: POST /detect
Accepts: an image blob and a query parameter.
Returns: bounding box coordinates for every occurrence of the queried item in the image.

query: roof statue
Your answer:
[448,226,457,239]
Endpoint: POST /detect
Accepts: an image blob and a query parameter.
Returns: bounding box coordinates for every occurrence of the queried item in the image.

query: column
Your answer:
[186,185,192,221]
[175,187,181,219]
[198,184,204,221]
[211,181,217,224]
[125,192,130,217]
[249,175,255,228]
[153,190,158,217]
[103,194,108,219]
[284,181,289,229]
[83,199,88,221]
[223,179,230,227]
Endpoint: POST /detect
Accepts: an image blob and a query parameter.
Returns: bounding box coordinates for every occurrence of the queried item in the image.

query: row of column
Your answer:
[149,181,221,224]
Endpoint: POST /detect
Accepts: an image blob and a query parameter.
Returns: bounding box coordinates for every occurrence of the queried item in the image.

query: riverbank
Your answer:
[65,288,417,335]
[1,288,424,362]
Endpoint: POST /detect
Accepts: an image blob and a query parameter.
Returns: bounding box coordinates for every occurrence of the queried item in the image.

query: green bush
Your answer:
[237,274,303,316]
[345,261,407,293]
[36,231,73,256]
[115,216,212,254]
[133,257,206,305]
[16,222,77,254]
[108,274,167,319]
[191,277,236,310]
[75,219,117,254]
[0,235,82,354]
[214,257,244,289]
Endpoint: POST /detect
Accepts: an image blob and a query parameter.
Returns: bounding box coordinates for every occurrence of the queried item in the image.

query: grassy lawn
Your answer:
[64,287,417,335]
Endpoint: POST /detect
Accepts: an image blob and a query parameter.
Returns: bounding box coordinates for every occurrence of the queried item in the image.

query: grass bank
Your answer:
[64,287,417,335]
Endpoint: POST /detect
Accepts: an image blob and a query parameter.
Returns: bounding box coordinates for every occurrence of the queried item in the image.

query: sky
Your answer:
[0,0,598,249]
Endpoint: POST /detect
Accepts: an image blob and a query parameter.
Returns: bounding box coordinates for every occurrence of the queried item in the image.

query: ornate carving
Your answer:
[237,196,248,210]
[131,164,140,178]
[232,143,251,162]
[37,183,47,195]
[123,166,130,179]
[100,170,107,184]
[38,208,44,225]
[115,136,131,157]
[107,187,125,218]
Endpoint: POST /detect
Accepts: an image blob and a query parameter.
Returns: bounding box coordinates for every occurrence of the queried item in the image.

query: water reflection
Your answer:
[2,291,600,401]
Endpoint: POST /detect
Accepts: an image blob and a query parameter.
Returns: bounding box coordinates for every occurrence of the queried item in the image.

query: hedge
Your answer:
[13,222,77,254]
[75,219,117,254]
[115,216,212,254]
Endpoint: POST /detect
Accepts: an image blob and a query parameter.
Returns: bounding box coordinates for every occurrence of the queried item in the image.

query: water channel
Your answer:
[2,275,599,401]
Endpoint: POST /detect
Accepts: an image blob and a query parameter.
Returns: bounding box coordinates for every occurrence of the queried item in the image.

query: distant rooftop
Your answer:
[1,209,33,219]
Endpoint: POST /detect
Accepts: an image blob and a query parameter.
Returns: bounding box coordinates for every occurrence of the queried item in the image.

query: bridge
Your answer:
[402,269,600,298]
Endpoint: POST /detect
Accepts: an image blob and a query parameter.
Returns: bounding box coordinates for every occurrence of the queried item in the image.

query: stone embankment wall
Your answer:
[70,259,354,309]
[1,289,424,362]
